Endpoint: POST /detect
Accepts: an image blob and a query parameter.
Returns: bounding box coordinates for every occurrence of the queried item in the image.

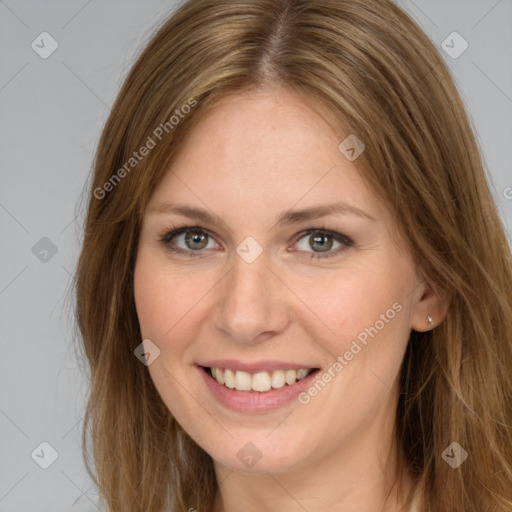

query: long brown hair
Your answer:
[72,0,512,510]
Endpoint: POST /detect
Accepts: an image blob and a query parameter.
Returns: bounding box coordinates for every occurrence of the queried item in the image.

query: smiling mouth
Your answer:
[201,366,320,393]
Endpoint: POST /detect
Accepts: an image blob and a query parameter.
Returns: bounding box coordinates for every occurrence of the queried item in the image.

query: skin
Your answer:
[133,86,449,512]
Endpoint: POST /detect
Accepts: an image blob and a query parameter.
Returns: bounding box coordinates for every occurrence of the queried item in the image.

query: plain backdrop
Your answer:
[0,1,511,510]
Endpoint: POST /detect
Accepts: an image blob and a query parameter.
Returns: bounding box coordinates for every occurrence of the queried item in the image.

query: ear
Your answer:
[410,279,450,332]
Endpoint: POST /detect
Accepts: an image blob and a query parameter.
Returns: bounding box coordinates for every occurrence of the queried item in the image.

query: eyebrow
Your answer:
[145,200,376,232]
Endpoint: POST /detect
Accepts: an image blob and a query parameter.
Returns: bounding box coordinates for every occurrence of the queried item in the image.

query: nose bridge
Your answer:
[214,243,288,343]
[226,247,271,309]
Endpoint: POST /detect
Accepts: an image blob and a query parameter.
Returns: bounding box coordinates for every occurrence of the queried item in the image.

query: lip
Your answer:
[197,364,320,413]
[198,359,318,373]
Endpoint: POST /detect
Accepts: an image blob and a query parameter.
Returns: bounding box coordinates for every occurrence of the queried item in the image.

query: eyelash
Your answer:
[158,224,354,260]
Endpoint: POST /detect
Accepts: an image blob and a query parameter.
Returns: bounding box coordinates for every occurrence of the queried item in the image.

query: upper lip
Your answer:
[198,359,319,373]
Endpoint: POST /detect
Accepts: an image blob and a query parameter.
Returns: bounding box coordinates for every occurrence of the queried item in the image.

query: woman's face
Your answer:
[134,88,437,475]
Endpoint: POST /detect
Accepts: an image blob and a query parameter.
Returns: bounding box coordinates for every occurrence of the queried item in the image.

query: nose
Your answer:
[212,249,291,345]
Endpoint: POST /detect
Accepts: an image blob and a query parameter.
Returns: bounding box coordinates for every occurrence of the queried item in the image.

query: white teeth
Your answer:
[208,367,314,392]
[285,369,296,385]
[224,368,235,388]
[234,370,252,391]
[214,367,224,385]
[271,369,285,389]
[296,368,309,380]
[252,371,272,392]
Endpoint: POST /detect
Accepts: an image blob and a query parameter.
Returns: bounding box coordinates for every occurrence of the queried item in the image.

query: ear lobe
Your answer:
[411,282,451,332]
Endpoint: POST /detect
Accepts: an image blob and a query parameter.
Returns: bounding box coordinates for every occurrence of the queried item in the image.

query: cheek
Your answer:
[134,249,188,332]
[300,267,401,337]
[133,252,217,357]
[133,267,168,340]
[303,262,411,380]
[133,252,184,345]
[133,254,205,418]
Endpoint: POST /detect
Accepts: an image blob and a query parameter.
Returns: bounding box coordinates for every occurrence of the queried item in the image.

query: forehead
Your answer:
[146,88,389,225]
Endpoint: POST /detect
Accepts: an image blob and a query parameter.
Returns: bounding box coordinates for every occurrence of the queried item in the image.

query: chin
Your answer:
[208,438,309,475]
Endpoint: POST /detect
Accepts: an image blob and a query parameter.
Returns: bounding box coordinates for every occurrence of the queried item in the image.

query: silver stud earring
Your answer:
[427,314,434,325]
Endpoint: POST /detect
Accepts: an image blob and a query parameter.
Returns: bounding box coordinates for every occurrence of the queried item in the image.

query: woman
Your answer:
[73,0,512,510]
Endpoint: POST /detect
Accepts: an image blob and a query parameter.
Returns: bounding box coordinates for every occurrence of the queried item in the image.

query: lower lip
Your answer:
[198,366,320,413]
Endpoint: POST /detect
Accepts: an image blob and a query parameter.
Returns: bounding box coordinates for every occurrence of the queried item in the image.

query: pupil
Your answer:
[311,234,332,252]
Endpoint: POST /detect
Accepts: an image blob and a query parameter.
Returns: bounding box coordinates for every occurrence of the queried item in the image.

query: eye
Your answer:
[291,228,354,260]
[158,224,354,260]
[159,226,220,257]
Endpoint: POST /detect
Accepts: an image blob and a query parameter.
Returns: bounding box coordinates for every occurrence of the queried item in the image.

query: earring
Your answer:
[427,314,434,325]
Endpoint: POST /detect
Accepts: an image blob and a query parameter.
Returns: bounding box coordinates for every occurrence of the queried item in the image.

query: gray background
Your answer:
[0,1,511,511]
